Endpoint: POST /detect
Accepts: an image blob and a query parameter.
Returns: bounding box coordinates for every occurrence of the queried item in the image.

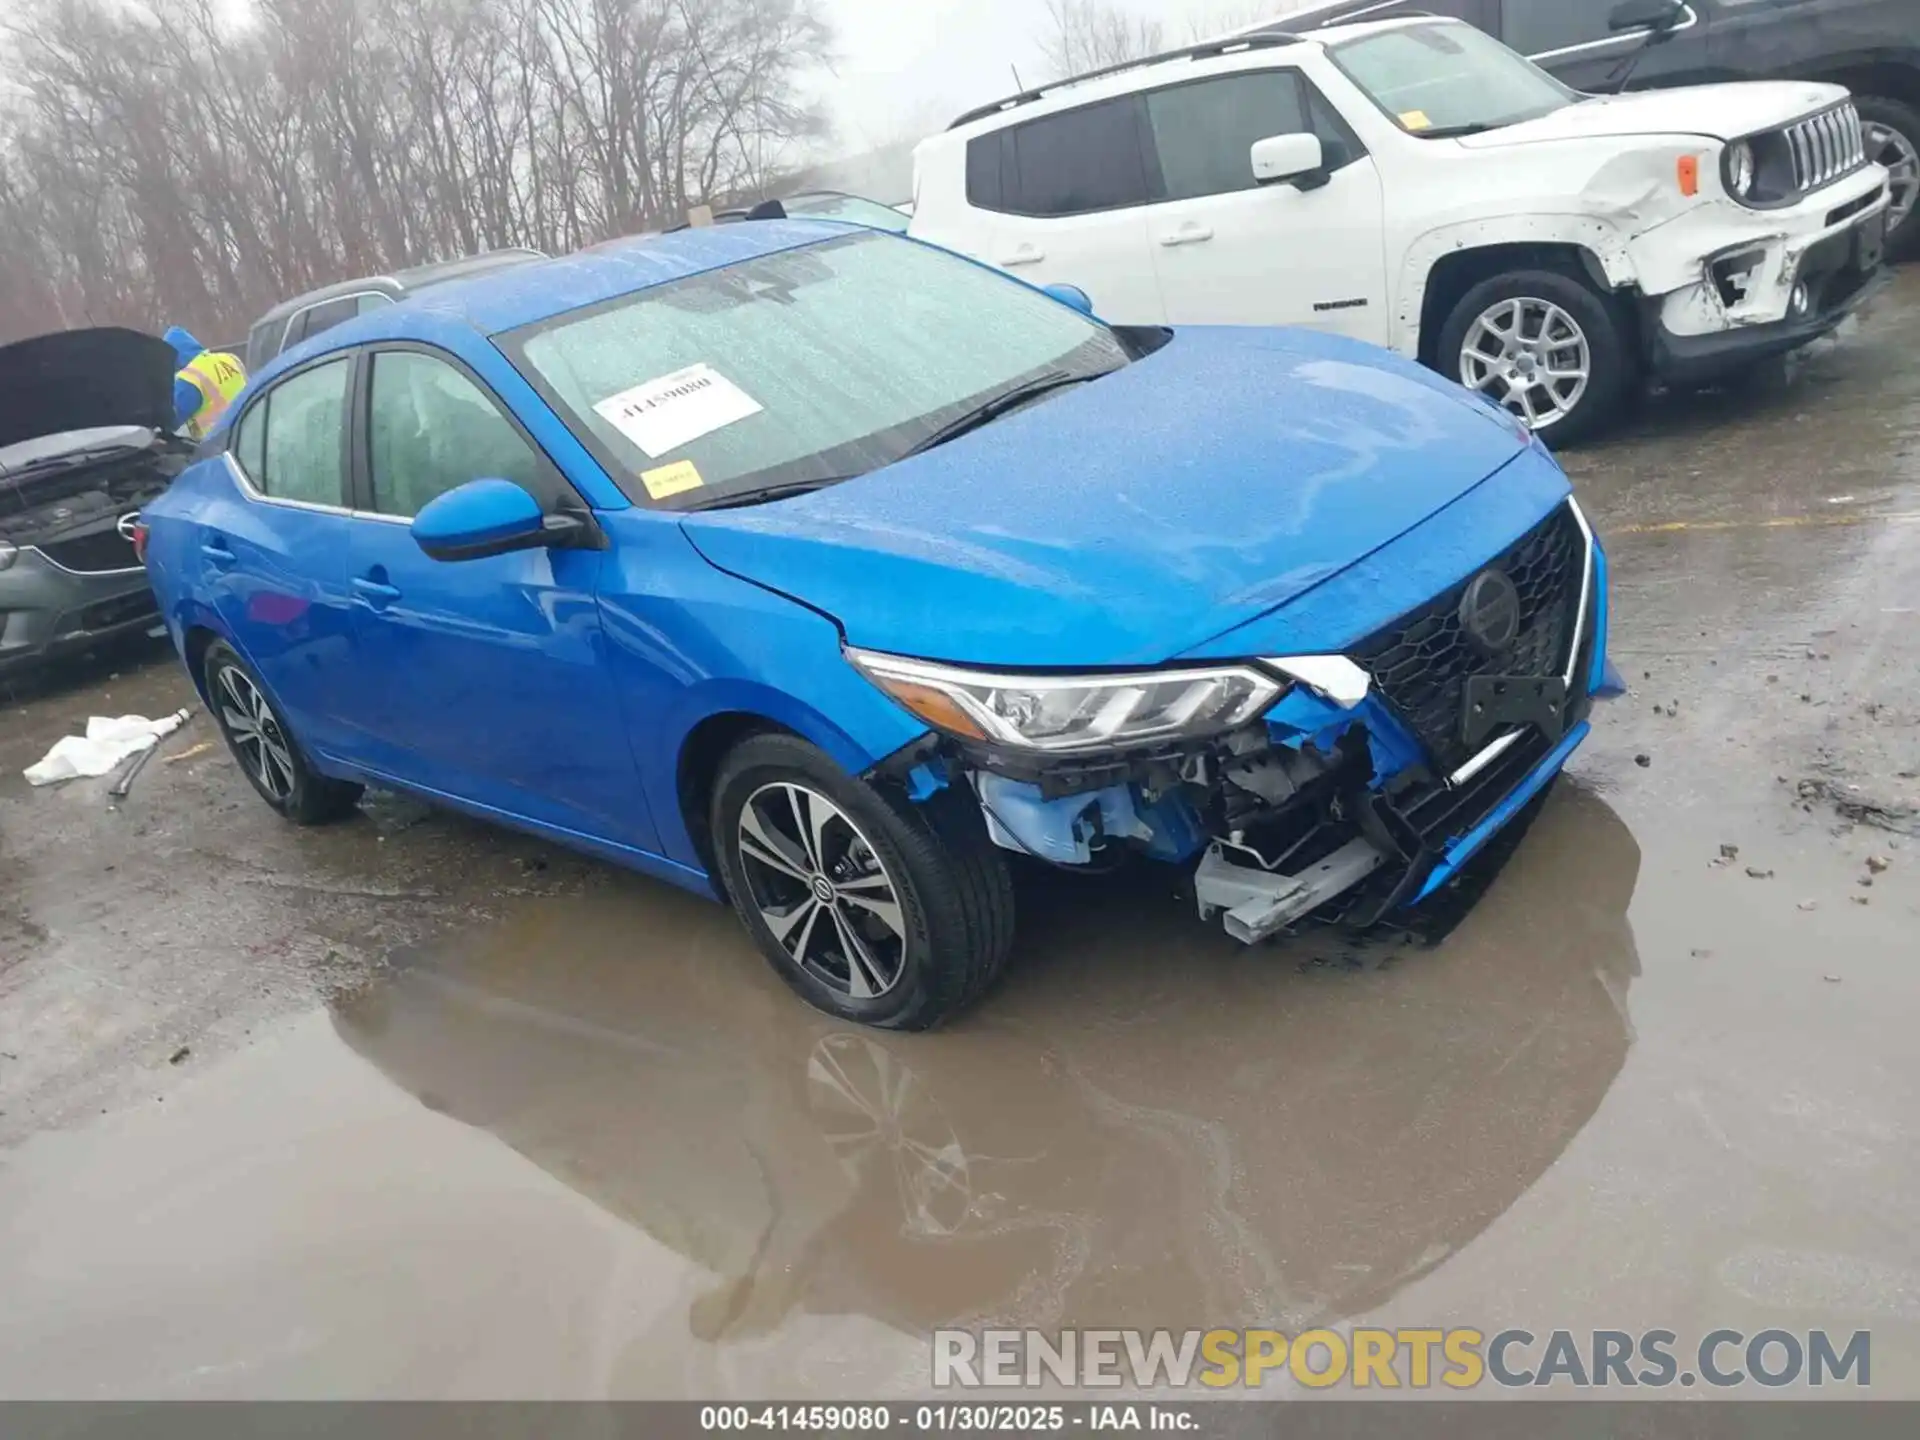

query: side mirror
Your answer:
[1251,132,1327,190]
[1608,0,1686,33]
[412,478,580,562]
[1043,283,1095,316]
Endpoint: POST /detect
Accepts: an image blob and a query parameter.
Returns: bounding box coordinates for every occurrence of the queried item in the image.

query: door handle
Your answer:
[1158,225,1214,247]
[352,576,402,605]
[201,540,236,567]
[999,247,1046,266]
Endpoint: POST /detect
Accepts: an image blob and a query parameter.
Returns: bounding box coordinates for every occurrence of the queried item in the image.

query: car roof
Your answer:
[243,219,861,389]
[250,248,547,327]
[377,219,859,336]
[939,14,1443,138]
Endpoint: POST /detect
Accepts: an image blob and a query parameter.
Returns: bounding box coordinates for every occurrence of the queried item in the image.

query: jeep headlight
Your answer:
[1725,140,1757,200]
[848,649,1285,754]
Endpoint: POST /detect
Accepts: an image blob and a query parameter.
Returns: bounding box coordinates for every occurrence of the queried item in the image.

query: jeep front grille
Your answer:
[1784,103,1866,196]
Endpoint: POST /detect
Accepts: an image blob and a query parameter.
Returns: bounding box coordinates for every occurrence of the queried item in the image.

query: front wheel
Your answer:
[710,733,1014,1030]
[1857,95,1920,261]
[1439,270,1632,446]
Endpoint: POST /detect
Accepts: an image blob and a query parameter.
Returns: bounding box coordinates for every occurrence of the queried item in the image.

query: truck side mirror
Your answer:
[1608,0,1687,33]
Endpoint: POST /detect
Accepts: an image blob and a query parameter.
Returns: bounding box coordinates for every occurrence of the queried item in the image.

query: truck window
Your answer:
[1500,0,1650,56]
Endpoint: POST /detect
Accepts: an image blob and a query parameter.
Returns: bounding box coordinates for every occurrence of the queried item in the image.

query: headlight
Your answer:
[1725,140,1756,200]
[0,541,17,572]
[847,649,1286,754]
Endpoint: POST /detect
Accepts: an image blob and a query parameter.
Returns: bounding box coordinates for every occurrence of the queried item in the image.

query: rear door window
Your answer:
[293,296,362,344]
[968,97,1153,216]
[246,358,351,507]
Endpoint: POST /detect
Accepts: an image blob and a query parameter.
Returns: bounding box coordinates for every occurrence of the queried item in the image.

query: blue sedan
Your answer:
[142,221,1618,1029]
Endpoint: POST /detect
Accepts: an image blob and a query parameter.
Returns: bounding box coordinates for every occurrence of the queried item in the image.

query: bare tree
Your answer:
[1037,0,1166,81]
[0,0,834,345]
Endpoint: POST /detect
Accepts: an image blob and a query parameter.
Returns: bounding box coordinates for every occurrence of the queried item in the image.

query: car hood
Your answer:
[0,327,179,453]
[679,327,1531,668]
[1460,82,1848,148]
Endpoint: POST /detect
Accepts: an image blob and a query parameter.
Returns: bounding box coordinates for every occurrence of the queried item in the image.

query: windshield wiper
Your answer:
[1419,122,1500,139]
[681,476,852,512]
[900,371,1097,459]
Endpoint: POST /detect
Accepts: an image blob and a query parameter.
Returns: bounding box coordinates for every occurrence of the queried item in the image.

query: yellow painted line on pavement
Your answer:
[1611,510,1920,536]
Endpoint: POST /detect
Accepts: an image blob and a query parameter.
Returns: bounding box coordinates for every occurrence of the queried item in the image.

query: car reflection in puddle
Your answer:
[331,780,1640,1344]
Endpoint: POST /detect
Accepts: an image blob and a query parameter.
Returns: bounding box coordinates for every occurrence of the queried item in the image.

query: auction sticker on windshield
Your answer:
[640,459,706,500]
[593,363,763,458]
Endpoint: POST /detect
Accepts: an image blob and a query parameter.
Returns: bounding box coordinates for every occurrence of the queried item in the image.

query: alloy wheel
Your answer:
[737,782,907,1000]
[1863,119,1919,236]
[215,664,296,801]
[1459,297,1592,431]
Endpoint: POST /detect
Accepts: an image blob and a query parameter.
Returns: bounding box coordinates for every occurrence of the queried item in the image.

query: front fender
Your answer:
[1395,216,1637,355]
[595,515,931,872]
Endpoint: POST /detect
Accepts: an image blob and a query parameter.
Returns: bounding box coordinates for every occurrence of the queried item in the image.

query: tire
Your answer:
[1856,95,1920,262]
[202,639,363,825]
[710,733,1014,1030]
[1438,269,1632,447]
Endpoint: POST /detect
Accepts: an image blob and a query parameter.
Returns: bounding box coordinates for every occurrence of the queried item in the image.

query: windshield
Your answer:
[1331,21,1576,138]
[505,232,1125,510]
[782,193,911,233]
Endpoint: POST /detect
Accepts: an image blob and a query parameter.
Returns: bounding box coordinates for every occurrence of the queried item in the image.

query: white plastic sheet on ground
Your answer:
[23,710,191,787]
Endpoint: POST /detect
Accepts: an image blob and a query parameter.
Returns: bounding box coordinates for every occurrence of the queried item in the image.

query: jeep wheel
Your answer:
[710,733,1015,1030]
[1857,95,1920,261]
[1441,270,1630,446]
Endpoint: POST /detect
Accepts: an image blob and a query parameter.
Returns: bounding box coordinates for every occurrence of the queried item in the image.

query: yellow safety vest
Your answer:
[179,350,248,439]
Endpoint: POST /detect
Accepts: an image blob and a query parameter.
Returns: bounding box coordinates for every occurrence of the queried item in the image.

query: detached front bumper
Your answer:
[0,546,159,675]
[1635,168,1893,384]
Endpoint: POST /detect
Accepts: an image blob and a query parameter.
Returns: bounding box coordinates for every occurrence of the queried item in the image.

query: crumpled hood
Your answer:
[0,327,179,453]
[1461,82,1848,149]
[679,327,1531,668]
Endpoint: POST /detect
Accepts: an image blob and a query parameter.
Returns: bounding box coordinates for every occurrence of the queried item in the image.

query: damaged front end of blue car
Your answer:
[856,496,1622,947]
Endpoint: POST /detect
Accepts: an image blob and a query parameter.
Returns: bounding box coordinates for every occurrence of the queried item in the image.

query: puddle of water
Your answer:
[324,782,1642,1344]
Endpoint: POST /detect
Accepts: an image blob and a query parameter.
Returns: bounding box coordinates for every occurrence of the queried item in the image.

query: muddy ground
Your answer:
[2,273,1917,1400]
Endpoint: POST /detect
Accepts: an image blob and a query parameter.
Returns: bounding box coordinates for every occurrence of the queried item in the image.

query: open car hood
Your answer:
[0,327,180,452]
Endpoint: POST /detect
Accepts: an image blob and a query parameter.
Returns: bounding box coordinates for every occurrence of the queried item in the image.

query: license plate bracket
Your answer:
[1462,674,1567,751]
[1853,211,1887,272]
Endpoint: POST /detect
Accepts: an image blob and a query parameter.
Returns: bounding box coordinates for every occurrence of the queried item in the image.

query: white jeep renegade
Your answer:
[909,16,1893,442]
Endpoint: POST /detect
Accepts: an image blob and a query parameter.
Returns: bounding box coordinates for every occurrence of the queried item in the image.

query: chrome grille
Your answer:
[1785,102,1866,194]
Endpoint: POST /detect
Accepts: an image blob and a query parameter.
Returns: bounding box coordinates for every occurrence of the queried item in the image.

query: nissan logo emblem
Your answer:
[1458,569,1522,654]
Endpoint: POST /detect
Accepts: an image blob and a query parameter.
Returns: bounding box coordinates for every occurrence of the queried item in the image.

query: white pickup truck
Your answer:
[908,15,1893,441]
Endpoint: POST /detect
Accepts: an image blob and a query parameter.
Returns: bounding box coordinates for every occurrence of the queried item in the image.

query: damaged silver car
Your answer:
[0,328,190,674]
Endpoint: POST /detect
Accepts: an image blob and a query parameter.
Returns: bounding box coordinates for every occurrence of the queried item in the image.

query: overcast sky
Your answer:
[811,0,1318,155]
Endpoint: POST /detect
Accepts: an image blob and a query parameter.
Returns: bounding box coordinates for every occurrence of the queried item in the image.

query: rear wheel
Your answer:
[1857,95,1920,261]
[710,733,1014,1030]
[202,640,362,824]
[1440,270,1631,446]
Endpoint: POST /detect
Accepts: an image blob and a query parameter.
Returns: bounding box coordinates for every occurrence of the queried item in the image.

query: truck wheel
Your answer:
[1439,270,1631,446]
[1856,95,1920,261]
[202,639,363,824]
[710,733,1015,1030]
